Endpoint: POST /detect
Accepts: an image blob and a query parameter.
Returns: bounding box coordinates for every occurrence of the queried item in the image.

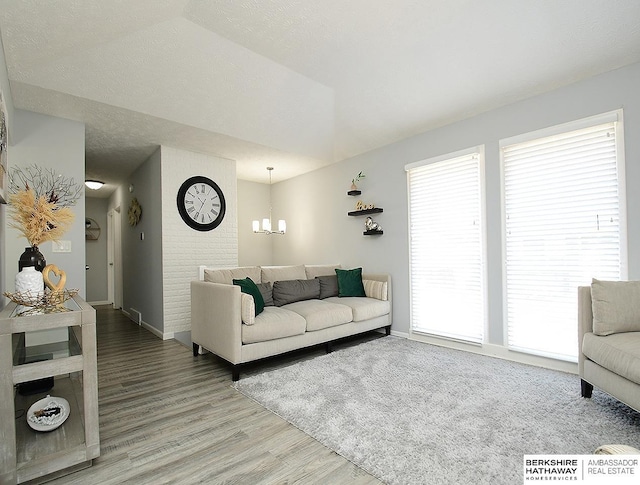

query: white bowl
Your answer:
[27,395,70,432]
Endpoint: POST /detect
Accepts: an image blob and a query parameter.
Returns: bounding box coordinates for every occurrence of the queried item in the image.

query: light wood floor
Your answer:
[47,306,383,485]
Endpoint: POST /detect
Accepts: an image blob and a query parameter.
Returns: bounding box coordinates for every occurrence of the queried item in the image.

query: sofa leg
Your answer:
[385,325,391,336]
[325,342,333,353]
[192,343,199,357]
[581,379,593,398]
[232,365,241,381]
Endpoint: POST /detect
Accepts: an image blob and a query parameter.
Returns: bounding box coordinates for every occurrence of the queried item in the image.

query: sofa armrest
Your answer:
[191,281,243,364]
[578,286,593,375]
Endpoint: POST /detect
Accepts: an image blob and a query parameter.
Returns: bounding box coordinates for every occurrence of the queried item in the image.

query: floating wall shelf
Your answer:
[348,208,383,216]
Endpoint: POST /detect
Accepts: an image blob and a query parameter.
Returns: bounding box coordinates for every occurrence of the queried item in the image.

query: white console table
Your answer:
[0,295,100,484]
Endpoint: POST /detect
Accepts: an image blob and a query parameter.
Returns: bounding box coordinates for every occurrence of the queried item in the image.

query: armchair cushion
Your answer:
[591,278,640,335]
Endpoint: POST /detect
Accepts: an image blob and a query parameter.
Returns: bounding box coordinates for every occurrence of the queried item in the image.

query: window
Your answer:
[406,147,486,343]
[501,111,626,361]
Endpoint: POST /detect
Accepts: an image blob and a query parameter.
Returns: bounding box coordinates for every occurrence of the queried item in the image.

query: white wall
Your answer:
[85,197,109,303]
[3,110,85,298]
[237,179,273,266]
[272,62,640,349]
[161,146,237,335]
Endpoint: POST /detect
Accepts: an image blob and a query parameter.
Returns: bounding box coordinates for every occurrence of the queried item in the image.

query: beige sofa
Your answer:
[578,280,640,413]
[191,264,392,380]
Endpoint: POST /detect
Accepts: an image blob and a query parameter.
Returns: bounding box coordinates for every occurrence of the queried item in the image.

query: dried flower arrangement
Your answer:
[8,165,82,246]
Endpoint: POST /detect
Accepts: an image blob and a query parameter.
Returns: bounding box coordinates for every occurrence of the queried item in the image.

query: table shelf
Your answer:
[0,295,99,484]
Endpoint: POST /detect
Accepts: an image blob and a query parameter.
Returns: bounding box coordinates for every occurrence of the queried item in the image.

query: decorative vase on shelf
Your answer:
[15,266,45,313]
[18,246,46,272]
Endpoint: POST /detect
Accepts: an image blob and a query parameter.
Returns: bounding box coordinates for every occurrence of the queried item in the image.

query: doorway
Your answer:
[107,208,123,310]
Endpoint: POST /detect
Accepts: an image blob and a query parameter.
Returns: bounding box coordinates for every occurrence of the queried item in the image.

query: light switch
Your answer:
[140,232,144,241]
[52,240,71,253]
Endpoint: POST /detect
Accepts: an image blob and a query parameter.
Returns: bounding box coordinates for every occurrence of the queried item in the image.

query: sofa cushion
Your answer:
[363,279,388,301]
[325,296,391,322]
[336,268,366,297]
[273,279,321,306]
[204,266,262,284]
[233,277,265,315]
[282,299,353,331]
[305,264,341,279]
[257,282,274,306]
[582,331,640,385]
[240,293,255,325]
[241,307,307,344]
[591,279,640,336]
[261,265,307,284]
[317,275,339,299]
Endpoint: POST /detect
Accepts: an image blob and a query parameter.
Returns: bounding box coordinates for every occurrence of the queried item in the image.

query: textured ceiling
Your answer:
[1,0,640,197]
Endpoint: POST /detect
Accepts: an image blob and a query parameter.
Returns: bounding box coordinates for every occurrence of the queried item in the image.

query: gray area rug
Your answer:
[234,336,640,484]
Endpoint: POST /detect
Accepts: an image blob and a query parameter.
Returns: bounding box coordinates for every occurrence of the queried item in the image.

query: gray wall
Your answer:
[3,110,86,299]
[85,196,109,303]
[122,147,163,333]
[271,62,640,347]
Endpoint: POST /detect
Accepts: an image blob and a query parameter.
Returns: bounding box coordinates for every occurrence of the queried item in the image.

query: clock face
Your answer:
[176,176,226,231]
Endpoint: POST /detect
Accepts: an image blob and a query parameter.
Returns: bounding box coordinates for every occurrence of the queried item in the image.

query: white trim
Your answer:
[615,113,628,279]
[87,300,110,306]
[500,109,622,148]
[409,333,578,375]
[404,145,483,171]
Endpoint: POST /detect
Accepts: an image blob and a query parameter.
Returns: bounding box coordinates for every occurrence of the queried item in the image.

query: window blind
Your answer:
[502,120,624,361]
[407,150,485,343]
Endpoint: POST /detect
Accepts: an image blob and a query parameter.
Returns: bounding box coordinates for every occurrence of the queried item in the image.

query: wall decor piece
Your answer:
[85,218,101,240]
[177,175,226,231]
[128,197,142,226]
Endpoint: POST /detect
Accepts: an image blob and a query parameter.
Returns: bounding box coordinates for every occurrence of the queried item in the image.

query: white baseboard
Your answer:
[87,300,110,306]
[390,329,409,339]
[409,333,578,375]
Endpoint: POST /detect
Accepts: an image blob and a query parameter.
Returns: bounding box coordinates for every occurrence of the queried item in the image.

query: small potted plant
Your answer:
[351,171,366,191]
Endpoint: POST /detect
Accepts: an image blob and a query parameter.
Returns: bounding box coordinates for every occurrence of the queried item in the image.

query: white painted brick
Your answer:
[161,146,238,334]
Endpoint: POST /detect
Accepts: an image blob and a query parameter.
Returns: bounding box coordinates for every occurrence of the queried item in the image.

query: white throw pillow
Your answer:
[240,293,255,325]
[591,278,640,336]
[363,279,388,301]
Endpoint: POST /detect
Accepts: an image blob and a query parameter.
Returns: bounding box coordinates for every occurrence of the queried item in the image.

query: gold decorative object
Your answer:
[43,264,66,292]
[128,197,142,226]
[7,165,80,246]
[3,288,79,315]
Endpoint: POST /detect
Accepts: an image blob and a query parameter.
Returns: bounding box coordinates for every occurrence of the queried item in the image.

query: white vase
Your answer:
[15,266,44,313]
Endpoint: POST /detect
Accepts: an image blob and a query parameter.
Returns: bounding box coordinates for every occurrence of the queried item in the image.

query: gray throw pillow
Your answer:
[272,279,321,306]
[316,275,339,299]
[256,282,274,306]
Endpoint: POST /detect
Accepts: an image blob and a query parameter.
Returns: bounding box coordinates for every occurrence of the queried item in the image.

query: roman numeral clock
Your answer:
[177,176,226,231]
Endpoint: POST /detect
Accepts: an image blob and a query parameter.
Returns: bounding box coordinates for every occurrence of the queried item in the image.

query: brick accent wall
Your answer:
[161,146,237,334]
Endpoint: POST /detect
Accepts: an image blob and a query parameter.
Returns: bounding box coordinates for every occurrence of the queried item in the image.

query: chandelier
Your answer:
[252,167,286,235]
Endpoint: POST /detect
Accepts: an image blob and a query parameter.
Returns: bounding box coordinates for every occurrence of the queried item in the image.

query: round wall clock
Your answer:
[176,176,226,231]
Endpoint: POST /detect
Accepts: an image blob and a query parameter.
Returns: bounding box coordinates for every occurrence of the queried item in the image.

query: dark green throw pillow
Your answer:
[233,277,265,316]
[335,268,366,297]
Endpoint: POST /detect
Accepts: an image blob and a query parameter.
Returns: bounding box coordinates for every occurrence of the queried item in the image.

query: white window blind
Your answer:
[407,150,486,343]
[502,117,624,361]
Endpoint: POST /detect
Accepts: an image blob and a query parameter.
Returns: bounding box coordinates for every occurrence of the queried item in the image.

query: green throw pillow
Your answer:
[233,277,265,316]
[335,268,366,297]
